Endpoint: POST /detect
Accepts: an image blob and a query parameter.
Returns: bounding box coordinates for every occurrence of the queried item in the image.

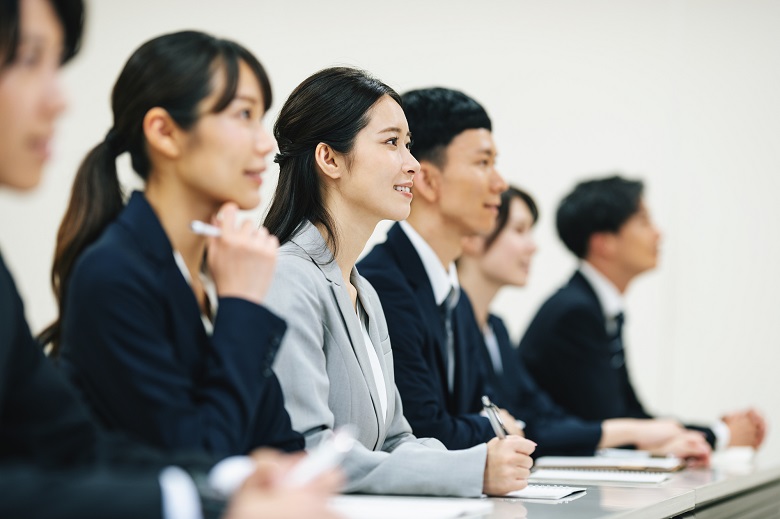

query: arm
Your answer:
[60,250,286,456]
[265,258,487,497]
[365,269,495,450]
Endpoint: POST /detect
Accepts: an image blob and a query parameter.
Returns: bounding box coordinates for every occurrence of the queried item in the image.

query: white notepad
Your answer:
[530,468,670,484]
[330,495,493,519]
[505,484,587,499]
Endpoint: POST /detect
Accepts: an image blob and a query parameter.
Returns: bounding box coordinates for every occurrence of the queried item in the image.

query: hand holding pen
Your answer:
[190,203,278,305]
[481,395,537,496]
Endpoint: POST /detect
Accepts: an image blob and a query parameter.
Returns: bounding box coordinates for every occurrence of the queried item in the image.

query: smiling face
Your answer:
[172,59,275,211]
[0,0,66,190]
[335,94,419,223]
[436,128,508,236]
[478,196,538,287]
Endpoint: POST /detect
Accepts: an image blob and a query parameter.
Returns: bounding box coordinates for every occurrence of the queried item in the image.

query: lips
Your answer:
[244,168,265,185]
[28,136,52,162]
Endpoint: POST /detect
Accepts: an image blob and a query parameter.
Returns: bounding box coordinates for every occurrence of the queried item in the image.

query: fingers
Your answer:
[505,435,537,456]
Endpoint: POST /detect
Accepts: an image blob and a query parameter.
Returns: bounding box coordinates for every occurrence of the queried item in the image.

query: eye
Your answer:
[239,108,253,120]
[406,139,414,151]
[16,46,42,67]
[385,137,399,146]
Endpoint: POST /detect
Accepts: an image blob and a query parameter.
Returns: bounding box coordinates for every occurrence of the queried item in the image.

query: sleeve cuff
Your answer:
[159,466,203,519]
[711,420,731,451]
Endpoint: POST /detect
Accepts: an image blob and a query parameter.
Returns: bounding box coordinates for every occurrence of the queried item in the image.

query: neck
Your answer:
[458,261,501,329]
[144,174,219,273]
[585,257,633,294]
[406,207,463,268]
[320,196,380,286]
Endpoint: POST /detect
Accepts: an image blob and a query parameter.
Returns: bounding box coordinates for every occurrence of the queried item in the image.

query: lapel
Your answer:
[117,192,208,358]
[570,270,608,333]
[290,223,386,437]
[385,224,450,370]
[353,272,394,440]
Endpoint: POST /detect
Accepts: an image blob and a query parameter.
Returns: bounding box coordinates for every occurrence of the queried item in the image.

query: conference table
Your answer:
[487,450,780,518]
[333,450,780,518]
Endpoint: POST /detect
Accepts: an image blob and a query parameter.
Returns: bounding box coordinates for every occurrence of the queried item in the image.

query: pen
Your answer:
[282,426,356,487]
[190,220,221,237]
[481,395,509,439]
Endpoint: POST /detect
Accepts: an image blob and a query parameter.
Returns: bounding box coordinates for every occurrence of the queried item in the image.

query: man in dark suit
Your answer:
[519,175,766,451]
[359,88,524,451]
[0,1,339,517]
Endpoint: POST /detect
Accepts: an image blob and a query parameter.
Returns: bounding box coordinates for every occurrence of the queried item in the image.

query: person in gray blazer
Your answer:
[263,67,536,498]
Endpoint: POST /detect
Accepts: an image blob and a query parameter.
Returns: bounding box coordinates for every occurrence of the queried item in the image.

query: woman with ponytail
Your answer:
[49,30,303,457]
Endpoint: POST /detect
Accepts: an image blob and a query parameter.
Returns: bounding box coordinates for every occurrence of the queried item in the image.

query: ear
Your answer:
[143,107,183,159]
[314,142,344,181]
[461,234,486,257]
[413,160,442,204]
[589,232,616,259]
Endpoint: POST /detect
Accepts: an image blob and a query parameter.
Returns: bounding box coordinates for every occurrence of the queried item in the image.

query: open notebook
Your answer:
[535,455,685,472]
[505,484,587,500]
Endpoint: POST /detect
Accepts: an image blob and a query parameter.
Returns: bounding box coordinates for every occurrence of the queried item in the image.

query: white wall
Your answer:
[1,0,778,458]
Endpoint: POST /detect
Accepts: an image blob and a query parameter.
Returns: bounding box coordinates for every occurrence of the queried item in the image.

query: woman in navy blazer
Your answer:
[458,185,711,462]
[46,31,302,456]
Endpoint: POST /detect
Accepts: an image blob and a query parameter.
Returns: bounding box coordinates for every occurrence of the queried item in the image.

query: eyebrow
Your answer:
[233,95,260,104]
[378,127,412,138]
[476,148,497,157]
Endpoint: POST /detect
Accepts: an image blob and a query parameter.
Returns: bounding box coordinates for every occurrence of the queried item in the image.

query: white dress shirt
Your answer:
[358,298,389,422]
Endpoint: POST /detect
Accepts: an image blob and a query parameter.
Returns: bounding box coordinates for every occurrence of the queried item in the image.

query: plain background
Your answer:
[1,0,778,459]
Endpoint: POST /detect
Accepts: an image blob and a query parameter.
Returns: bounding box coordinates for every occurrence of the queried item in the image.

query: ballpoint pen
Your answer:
[481,395,509,439]
[190,220,222,237]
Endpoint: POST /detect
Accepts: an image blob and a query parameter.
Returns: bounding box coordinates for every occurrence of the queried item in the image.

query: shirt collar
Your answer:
[399,220,460,306]
[579,260,624,320]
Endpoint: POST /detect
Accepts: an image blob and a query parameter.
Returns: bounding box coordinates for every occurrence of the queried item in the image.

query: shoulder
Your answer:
[534,279,601,324]
[69,223,155,296]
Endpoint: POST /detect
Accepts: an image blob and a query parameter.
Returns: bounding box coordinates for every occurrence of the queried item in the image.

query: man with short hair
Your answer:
[520,175,765,450]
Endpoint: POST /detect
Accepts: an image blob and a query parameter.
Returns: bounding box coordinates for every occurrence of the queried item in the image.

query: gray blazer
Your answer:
[266,222,486,497]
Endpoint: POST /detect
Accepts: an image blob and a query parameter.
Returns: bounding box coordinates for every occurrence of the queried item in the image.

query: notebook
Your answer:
[505,484,587,500]
[329,495,493,519]
[535,455,685,472]
[530,468,670,484]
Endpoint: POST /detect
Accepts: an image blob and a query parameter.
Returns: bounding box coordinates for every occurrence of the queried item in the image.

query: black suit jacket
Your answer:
[519,270,716,446]
[0,250,212,518]
[59,191,302,456]
[480,315,602,457]
[359,223,494,450]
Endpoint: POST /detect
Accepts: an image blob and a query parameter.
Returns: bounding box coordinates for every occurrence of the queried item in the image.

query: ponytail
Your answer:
[40,134,122,354]
[39,30,273,355]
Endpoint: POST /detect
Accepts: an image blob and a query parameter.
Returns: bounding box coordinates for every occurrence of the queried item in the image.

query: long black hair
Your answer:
[42,30,272,354]
[264,67,400,256]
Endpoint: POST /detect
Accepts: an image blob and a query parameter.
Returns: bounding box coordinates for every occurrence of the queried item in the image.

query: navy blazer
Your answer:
[0,251,223,519]
[359,223,495,450]
[519,270,715,446]
[481,315,602,457]
[59,191,302,456]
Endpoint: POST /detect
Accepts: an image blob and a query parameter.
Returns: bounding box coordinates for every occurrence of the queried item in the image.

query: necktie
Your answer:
[439,287,460,393]
[609,312,625,369]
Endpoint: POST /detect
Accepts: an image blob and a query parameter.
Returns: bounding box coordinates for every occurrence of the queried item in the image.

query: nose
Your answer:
[255,123,276,158]
[44,69,67,119]
[404,146,420,179]
[529,235,539,254]
[491,166,508,194]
